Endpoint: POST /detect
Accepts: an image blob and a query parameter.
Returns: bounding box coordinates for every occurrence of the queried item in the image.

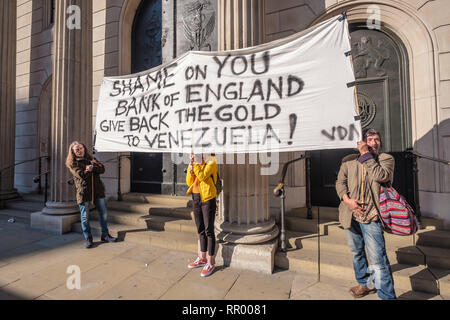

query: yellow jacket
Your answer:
[186,156,217,202]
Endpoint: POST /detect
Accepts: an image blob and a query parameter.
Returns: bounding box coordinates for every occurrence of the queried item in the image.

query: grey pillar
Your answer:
[0,0,19,203]
[32,0,93,233]
[215,0,279,274]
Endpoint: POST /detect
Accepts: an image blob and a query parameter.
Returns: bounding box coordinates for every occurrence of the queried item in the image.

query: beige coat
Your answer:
[335,152,395,229]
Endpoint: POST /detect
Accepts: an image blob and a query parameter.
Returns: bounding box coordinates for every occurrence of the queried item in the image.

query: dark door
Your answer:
[311,23,412,207]
[131,0,163,193]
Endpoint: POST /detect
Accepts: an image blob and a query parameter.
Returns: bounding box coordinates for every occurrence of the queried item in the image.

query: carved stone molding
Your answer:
[182,0,216,51]
[357,91,377,128]
[352,35,390,78]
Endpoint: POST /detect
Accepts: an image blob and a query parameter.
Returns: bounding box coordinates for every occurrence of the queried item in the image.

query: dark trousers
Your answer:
[192,193,216,257]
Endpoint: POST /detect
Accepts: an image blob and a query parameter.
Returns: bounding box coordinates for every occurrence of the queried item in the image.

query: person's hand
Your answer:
[190,153,195,164]
[344,196,364,216]
[85,165,94,172]
[357,140,369,155]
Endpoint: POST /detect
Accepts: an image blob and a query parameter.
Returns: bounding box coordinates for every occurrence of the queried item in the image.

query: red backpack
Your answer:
[379,184,419,236]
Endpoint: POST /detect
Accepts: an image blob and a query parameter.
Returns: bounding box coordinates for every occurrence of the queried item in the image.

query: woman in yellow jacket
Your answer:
[186,153,217,277]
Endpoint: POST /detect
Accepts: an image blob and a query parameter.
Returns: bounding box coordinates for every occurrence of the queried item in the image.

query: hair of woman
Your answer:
[65,141,93,169]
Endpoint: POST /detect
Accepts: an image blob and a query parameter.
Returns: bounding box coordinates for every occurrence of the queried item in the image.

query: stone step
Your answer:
[416,229,450,249]
[4,201,43,213]
[76,208,449,296]
[106,201,158,214]
[21,193,46,203]
[300,273,444,300]
[142,215,197,233]
[418,216,447,231]
[284,230,416,256]
[72,221,198,254]
[284,232,416,275]
[274,248,445,295]
[95,209,198,233]
[290,206,339,220]
[284,216,339,235]
[286,224,450,268]
[410,246,450,270]
[290,206,447,231]
[289,213,450,249]
[107,200,193,219]
[121,193,192,208]
[322,223,450,265]
[324,222,435,238]
[428,267,450,297]
[95,210,148,228]
[0,208,32,224]
[148,207,194,220]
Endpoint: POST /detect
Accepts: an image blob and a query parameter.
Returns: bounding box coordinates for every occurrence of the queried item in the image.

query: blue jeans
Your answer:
[345,219,396,300]
[78,198,109,239]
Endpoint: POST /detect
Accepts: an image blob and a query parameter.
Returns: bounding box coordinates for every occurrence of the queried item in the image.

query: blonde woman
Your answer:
[66,142,116,248]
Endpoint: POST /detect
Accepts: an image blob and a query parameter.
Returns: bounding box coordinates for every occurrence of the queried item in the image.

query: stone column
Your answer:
[215,0,279,274]
[32,0,93,233]
[0,0,19,204]
[218,158,279,244]
[218,0,264,51]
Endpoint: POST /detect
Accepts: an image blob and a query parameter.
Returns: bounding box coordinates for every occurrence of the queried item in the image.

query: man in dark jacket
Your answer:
[67,142,116,248]
[336,128,396,300]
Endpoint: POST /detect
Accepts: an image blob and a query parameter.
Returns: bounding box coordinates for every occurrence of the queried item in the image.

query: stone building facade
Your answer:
[2,0,449,241]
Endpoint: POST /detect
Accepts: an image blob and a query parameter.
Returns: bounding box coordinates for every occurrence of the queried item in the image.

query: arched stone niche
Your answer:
[311,1,444,218]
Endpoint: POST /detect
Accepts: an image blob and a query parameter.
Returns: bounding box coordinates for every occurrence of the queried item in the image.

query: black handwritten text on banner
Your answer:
[95,15,361,153]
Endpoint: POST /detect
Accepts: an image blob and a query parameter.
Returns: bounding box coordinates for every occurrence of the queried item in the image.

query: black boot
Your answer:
[101,234,117,243]
[85,236,94,249]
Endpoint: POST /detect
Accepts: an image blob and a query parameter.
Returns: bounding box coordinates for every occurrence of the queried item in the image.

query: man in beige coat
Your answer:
[336,128,396,300]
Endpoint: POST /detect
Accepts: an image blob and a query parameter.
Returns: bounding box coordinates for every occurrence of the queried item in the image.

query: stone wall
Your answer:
[15,0,53,193]
[14,0,124,198]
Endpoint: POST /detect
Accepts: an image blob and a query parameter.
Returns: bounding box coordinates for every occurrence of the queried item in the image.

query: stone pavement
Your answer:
[0,220,445,301]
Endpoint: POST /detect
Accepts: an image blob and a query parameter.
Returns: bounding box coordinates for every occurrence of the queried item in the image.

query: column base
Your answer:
[32,201,81,234]
[31,211,80,235]
[41,201,80,215]
[215,239,279,274]
[215,219,280,244]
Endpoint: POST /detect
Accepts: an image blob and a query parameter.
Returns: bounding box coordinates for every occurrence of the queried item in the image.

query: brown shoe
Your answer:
[349,285,377,298]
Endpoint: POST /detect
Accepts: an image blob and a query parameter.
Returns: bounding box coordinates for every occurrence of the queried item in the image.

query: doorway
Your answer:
[130,0,164,194]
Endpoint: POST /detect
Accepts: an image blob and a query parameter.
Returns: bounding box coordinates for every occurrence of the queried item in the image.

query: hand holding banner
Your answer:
[95,15,361,154]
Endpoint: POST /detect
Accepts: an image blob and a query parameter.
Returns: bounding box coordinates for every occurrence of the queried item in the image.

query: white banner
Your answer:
[94,15,361,154]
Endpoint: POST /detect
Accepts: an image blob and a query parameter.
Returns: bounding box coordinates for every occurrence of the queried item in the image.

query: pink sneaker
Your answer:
[201,263,215,277]
[188,257,207,269]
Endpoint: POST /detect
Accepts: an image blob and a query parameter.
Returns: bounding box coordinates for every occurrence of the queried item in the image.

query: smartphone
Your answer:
[193,154,202,163]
